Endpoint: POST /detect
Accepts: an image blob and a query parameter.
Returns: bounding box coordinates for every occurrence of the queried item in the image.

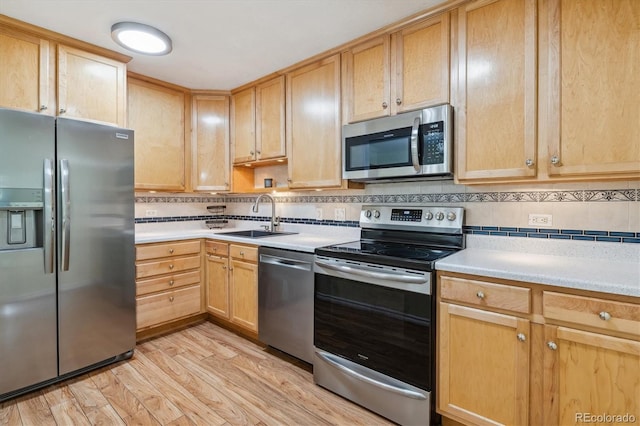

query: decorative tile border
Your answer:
[135,188,638,204]
[135,214,360,228]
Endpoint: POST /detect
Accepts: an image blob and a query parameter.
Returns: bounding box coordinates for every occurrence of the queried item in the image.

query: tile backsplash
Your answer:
[135,180,640,243]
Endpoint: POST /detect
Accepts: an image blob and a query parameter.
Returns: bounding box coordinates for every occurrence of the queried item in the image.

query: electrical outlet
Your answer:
[528,213,552,227]
[145,209,158,217]
[315,208,323,221]
[334,208,346,221]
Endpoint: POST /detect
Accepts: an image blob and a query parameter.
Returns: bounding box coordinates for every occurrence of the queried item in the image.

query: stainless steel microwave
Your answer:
[342,104,453,182]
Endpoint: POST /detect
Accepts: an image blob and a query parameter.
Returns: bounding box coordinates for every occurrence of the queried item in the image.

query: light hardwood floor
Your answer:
[0,321,392,425]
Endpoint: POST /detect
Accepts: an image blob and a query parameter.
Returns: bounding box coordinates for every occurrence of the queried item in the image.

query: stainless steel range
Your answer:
[313,205,464,426]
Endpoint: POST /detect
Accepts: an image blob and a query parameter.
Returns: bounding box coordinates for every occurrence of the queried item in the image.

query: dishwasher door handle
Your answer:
[259,254,312,271]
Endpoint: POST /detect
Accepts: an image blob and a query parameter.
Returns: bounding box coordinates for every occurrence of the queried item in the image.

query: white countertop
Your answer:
[436,235,640,297]
[135,221,361,253]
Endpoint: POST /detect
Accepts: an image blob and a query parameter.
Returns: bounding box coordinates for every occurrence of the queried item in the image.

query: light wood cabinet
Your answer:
[343,13,450,123]
[205,240,258,334]
[542,0,640,179]
[231,87,256,164]
[191,94,230,191]
[438,272,640,426]
[135,240,202,332]
[286,54,343,189]
[0,27,51,113]
[57,45,126,126]
[455,0,537,182]
[128,77,187,191]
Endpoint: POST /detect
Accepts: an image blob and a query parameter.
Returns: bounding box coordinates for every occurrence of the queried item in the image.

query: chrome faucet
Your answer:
[252,194,278,232]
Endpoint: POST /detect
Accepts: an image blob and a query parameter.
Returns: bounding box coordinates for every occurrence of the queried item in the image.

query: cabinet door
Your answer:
[456,0,537,181]
[342,36,390,123]
[229,259,258,332]
[438,302,530,425]
[231,87,256,163]
[256,76,286,160]
[0,28,51,113]
[205,254,230,319]
[57,45,126,126]
[392,13,450,114]
[192,94,230,191]
[129,78,186,191]
[287,54,343,188]
[544,0,640,178]
[543,326,640,426]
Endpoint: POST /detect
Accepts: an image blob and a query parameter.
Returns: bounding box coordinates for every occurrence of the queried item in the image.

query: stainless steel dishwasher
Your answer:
[258,247,314,364]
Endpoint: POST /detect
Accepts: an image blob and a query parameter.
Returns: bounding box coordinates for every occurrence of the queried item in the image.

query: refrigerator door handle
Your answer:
[60,159,71,271]
[43,158,55,274]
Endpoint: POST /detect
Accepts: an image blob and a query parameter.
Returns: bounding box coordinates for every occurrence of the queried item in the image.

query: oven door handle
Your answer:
[315,260,428,284]
[315,351,427,400]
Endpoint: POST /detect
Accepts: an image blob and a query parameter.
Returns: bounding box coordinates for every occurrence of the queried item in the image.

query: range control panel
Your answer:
[361,205,464,233]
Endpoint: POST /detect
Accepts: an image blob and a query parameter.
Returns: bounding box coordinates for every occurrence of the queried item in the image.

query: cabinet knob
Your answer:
[222,265,227,269]
[396,98,402,105]
[287,178,292,183]
[169,248,174,254]
[250,150,255,155]
[476,291,485,300]
[169,296,174,302]
[239,251,244,256]
[550,155,560,166]
[256,150,261,154]
[169,264,174,270]
[547,341,558,351]
[169,280,174,286]
[525,158,534,167]
[598,311,612,321]
[517,333,526,342]
[40,105,48,111]
[59,108,66,114]
[382,101,388,109]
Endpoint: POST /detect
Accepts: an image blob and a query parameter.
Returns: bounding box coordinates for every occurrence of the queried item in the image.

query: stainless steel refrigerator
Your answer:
[0,108,136,401]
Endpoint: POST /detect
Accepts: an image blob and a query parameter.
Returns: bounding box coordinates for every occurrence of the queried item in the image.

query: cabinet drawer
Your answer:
[136,254,200,279]
[440,276,531,314]
[136,285,201,330]
[229,244,258,262]
[543,291,640,337]
[205,240,229,256]
[136,270,200,296]
[136,240,201,261]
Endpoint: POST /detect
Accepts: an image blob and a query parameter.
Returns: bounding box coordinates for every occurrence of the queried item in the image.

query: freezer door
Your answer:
[0,109,57,397]
[56,118,135,375]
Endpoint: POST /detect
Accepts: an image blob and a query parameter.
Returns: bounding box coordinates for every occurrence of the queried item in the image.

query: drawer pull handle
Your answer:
[476,291,485,299]
[547,341,557,351]
[169,280,174,286]
[169,296,174,302]
[169,264,174,270]
[169,248,174,254]
[517,333,526,342]
[222,265,227,270]
[598,311,612,321]
[240,251,244,256]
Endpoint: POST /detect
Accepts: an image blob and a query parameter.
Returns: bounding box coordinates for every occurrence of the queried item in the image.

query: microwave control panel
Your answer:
[422,121,445,165]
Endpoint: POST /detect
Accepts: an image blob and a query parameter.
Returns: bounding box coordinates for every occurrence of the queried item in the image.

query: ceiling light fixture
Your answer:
[111,22,172,55]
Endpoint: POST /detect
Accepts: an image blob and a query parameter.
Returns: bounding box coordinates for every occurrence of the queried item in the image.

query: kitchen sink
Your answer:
[216,229,298,238]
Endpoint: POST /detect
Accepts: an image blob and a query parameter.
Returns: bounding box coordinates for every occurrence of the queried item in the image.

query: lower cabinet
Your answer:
[437,273,640,426]
[135,240,203,333]
[205,240,258,334]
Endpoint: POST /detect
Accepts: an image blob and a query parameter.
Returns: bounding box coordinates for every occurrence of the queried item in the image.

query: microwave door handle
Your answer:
[410,116,421,172]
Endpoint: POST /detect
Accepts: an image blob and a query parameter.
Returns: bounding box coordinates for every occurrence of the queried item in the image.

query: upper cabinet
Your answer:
[0,19,127,127]
[231,75,286,164]
[342,13,450,123]
[286,54,343,189]
[191,94,230,192]
[57,45,126,126]
[128,77,187,191]
[542,0,640,179]
[455,0,537,182]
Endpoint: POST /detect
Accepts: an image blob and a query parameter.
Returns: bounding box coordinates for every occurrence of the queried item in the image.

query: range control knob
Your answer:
[365,210,372,218]
[447,212,457,221]
[425,211,434,220]
[373,210,381,219]
[435,212,445,221]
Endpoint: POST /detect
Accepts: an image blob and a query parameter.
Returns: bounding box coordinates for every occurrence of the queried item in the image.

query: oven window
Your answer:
[314,273,432,390]
[344,127,413,171]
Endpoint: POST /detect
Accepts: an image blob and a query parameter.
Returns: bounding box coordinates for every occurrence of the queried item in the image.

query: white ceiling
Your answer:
[1,0,443,90]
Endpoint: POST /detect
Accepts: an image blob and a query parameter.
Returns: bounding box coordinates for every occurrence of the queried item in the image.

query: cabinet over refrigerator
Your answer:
[0,108,136,401]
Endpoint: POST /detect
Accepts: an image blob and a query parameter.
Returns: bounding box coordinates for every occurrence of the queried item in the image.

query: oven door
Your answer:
[313,256,433,391]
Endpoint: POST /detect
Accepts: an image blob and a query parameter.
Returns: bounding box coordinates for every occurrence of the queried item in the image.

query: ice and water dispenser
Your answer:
[0,188,43,251]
